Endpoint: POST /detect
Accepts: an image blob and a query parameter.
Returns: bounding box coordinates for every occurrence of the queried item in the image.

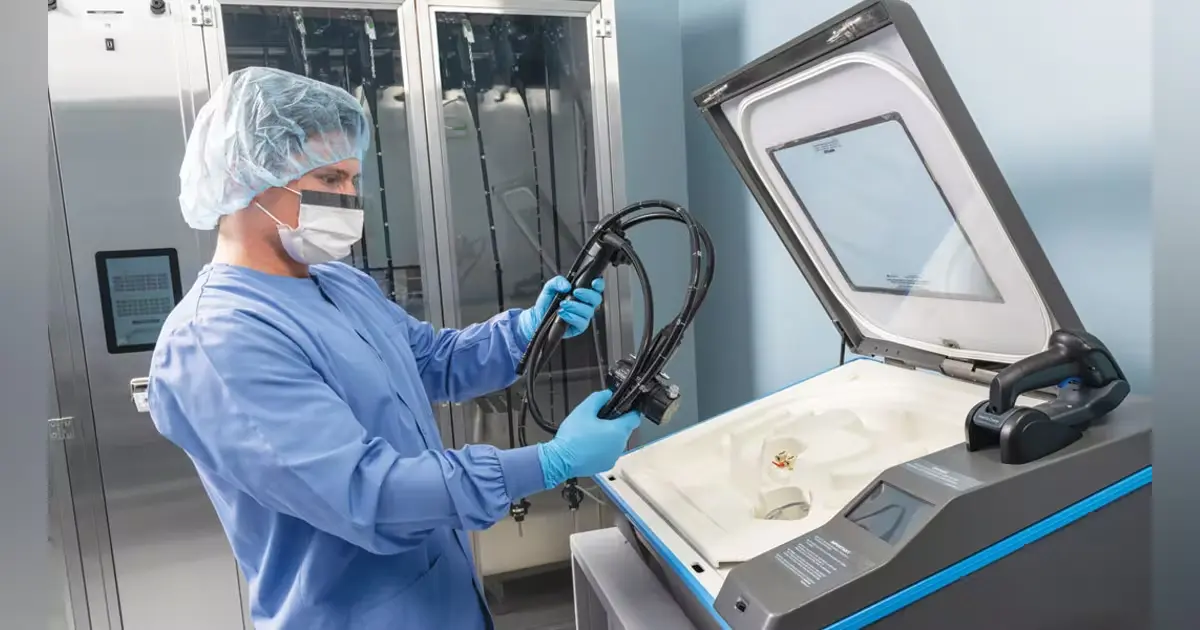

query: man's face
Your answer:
[255,157,362,230]
[297,158,362,198]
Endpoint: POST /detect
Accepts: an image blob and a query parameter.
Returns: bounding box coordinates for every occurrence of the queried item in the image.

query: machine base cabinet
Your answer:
[571,528,697,630]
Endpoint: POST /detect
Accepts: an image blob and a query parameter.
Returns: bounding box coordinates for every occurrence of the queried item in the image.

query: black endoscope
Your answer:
[515,199,715,446]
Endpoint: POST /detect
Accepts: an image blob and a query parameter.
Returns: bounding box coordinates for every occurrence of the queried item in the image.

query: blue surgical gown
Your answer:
[147,262,546,629]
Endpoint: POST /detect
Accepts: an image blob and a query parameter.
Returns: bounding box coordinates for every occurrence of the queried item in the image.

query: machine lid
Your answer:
[693,0,1081,373]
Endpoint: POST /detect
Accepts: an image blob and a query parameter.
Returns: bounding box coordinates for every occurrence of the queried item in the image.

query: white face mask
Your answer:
[257,187,365,265]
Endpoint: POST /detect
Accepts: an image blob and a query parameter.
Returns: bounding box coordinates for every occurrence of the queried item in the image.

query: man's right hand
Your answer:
[537,390,642,489]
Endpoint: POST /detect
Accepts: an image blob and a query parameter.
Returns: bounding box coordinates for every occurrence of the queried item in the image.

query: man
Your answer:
[148,66,642,629]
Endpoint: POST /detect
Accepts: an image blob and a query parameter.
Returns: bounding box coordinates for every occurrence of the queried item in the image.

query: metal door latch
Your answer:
[130,377,150,413]
[48,417,76,442]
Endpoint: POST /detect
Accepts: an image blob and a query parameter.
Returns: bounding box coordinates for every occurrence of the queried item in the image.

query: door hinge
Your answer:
[48,417,76,442]
[188,1,216,27]
[940,358,997,386]
[593,18,613,38]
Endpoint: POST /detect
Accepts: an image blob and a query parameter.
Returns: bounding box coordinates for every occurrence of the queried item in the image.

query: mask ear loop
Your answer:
[255,201,291,230]
[255,186,303,229]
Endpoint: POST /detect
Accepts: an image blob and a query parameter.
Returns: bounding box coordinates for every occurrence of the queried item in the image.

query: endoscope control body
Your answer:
[606,357,681,426]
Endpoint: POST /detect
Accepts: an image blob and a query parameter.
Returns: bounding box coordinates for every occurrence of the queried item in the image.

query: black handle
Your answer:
[988,329,1125,413]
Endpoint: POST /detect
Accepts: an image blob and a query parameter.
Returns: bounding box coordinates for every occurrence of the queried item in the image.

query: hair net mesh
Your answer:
[178,66,372,230]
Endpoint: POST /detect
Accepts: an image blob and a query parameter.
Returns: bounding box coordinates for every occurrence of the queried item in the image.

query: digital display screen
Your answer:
[845,481,933,544]
[767,113,1001,302]
[95,249,183,354]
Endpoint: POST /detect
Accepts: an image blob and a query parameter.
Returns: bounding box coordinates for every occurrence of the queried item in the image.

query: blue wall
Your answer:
[614,0,699,439]
[677,0,1152,418]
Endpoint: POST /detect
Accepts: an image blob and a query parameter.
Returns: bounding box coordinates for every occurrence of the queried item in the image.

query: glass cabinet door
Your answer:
[418,1,614,451]
[210,3,440,323]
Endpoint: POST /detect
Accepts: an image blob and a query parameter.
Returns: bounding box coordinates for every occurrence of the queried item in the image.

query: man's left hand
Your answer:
[518,276,605,342]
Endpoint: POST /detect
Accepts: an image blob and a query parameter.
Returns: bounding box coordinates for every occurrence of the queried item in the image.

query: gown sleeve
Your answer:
[403,308,529,404]
[341,264,530,403]
[146,310,546,556]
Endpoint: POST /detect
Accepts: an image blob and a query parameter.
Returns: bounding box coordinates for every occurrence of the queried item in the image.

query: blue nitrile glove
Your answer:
[517,276,605,343]
[537,390,642,489]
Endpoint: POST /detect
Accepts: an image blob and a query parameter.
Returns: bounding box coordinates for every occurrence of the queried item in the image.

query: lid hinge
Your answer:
[940,358,998,386]
[940,358,1059,400]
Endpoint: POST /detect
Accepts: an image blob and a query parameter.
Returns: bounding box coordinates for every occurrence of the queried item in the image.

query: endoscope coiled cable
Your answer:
[516,199,715,446]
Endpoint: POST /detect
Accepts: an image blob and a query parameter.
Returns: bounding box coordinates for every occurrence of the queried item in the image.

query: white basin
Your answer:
[614,359,1021,569]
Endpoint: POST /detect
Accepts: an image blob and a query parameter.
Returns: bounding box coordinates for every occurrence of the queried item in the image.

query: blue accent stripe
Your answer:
[826,465,1153,629]
[594,474,733,630]
[597,465,1151,630]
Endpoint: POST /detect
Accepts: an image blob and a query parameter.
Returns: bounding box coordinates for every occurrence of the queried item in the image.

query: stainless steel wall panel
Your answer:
[48,2,243,628]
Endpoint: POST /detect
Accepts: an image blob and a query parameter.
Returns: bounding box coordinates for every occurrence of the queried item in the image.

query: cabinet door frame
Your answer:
[412,0,633,436]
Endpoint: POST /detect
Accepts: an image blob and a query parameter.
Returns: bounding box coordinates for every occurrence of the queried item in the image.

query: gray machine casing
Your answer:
[600,1,1152,629]
[614,404,1149,630]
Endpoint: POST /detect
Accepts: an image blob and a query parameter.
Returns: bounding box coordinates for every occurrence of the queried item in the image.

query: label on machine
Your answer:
[773,533,877,590]
[903,459,982,492]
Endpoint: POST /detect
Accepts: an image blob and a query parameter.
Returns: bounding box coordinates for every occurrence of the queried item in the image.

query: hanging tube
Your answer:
[291,10,312,77]
[456,19,519,450]
[358,16,400,301]
[541,22,572,413]
[507,19,563,437]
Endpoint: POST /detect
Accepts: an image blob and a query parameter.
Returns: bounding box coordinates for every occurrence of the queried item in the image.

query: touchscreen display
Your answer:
[96,248,183,354]
[845,481,932,544]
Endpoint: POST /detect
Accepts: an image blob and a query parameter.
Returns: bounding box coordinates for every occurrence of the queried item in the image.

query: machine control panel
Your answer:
[95,248,183,354]
[844,481,934,544]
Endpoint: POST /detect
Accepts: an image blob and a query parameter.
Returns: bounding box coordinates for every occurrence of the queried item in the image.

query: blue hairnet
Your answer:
[178,67,372,230]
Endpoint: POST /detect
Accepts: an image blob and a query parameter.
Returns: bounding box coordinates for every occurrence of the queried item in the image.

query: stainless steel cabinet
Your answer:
[48,0,627,626]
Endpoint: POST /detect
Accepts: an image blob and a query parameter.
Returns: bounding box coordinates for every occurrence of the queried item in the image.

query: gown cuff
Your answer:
[496,445,547,501]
